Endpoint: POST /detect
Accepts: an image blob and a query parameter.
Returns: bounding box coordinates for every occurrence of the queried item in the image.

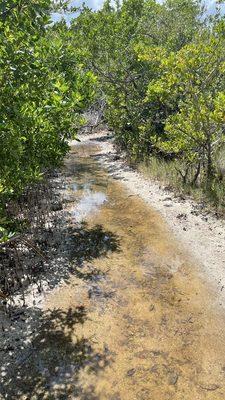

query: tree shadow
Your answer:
[89,134,114,142]
[92,152,130,181]
[67,222,120,266]
[65,158,99,179]
[0,220,119,398]
[29,221,120,294]
[0,150,120,399]
[0,305,113,399]
[0,218,120,300]
[64,156,109,191]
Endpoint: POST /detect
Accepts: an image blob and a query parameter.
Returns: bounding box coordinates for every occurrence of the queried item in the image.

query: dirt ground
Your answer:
[80,130,225,310]
[1,134,225,399]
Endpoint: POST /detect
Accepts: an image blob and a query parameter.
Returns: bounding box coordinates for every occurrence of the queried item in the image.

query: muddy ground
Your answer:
[1,134,225,399]
[84,130,225,309]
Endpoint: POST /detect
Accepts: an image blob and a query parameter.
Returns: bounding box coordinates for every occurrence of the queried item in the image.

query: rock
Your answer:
[176,213,187,220]
[127,368,136,377]
[168,372,179,385]
[199,383,220,391]
[150,364,158,373]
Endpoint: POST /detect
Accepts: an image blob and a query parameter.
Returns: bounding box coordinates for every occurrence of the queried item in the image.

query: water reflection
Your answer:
[72,191,107,223]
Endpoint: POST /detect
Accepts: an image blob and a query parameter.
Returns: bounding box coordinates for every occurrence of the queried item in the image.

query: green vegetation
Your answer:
[1,0,225,242]
[0,0,96,241]
[72,0,225,209]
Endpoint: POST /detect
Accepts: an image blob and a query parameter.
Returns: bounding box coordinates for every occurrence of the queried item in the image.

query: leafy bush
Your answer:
[0,0,96,241]
[73,0,225,206]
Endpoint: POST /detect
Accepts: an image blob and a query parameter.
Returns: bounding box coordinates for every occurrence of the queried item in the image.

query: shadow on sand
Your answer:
[0,304,113,399]
[0,222,119,399]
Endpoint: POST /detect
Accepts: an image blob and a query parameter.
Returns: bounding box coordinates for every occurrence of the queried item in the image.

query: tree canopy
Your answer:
[1,0,225,240]
[71,0,225,193]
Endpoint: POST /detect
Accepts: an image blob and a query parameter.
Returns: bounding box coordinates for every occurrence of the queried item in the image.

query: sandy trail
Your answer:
[1,136,225,399]
[81,130,225,310]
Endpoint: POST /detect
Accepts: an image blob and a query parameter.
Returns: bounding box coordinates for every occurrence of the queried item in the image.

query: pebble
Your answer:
[168,372,178,385]
[127,368,136,377]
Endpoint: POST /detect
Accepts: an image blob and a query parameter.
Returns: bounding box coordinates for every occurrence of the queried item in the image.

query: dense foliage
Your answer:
[1,0,225,240]
[0,0,96,240]
[72,0,225,203]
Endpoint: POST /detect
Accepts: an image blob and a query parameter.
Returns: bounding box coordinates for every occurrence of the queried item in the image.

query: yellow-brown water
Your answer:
[5,142,225,399]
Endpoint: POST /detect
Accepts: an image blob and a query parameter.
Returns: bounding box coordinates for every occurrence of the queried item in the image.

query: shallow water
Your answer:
[72,191,107,223]
[4,141,225,399]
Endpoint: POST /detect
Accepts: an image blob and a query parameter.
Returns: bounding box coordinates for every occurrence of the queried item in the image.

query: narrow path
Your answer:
[2,138,225,399]
[88,131,225,308]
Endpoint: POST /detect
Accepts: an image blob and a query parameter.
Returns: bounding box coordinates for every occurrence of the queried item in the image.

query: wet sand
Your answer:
[2,141,225,399]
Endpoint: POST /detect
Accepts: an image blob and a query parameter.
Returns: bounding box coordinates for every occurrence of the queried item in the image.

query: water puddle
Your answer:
[72,191,107,223]
[4,140,225,399]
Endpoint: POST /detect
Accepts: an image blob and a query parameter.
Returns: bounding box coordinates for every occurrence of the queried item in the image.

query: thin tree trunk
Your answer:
[192,161,201,186]
[206,140,213,183]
